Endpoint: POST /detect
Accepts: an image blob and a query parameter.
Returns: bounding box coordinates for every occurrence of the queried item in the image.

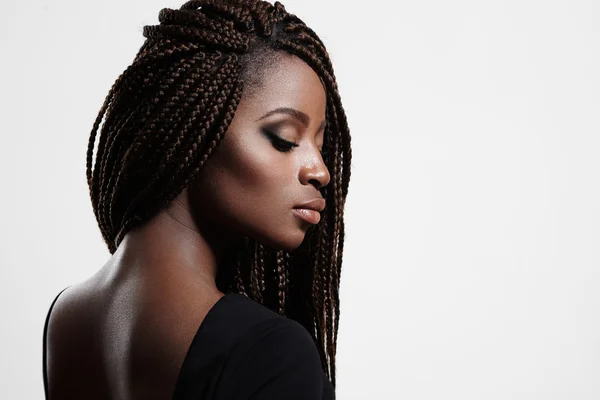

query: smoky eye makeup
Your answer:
[262,128,299,152]
[261,127,328,157]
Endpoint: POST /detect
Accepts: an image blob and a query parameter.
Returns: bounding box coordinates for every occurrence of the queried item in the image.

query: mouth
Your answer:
[292,198,326,225]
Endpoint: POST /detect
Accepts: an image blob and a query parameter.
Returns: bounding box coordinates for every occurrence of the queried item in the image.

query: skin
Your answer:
[46,54,331,399]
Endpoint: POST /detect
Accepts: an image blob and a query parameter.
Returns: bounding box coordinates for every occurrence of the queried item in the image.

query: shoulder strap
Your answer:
[42,286,70,399]
[173,293,282,400]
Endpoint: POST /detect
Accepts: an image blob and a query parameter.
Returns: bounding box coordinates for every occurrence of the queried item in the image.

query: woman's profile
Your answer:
[42,0,351,398]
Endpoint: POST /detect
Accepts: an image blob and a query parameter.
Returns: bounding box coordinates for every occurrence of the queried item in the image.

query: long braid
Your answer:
[258,241,266,294]
[284,251,291,305]
[87,0,351,388]
[235,249,247,296]
[276,250,286,315]
[250,238,264,304]
[318,213,332,374]
[311,223,328,371]
[329,126,343,387]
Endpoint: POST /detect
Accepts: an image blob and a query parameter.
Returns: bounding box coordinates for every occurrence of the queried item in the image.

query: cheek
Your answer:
[195,130,297,232]
[219,132,289,196]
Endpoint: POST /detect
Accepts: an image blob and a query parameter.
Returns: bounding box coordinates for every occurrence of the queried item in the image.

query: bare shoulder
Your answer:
[44,279,108,397]
[45,280,102,358]
[45,263,116,338]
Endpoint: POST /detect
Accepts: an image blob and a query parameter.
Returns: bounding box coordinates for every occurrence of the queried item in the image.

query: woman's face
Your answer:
[189,54,330,252]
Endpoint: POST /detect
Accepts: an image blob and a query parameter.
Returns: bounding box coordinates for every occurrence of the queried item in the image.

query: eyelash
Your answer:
[263,129,329,157]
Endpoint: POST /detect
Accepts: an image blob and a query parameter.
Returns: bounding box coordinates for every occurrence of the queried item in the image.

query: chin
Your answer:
[258,228,307,253]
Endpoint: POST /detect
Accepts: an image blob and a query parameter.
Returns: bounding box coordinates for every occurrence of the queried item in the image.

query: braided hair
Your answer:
[86,0,351,388]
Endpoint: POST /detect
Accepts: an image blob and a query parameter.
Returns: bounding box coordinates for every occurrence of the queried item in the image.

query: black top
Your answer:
[43,288,335,400]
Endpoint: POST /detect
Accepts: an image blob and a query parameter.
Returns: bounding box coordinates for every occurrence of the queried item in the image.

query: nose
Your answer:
[298,151,331,191]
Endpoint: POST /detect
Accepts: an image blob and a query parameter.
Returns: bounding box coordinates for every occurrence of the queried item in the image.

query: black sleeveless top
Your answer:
[43,288,335,399]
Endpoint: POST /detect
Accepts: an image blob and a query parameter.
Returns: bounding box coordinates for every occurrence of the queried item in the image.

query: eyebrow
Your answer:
[256,107,327,132]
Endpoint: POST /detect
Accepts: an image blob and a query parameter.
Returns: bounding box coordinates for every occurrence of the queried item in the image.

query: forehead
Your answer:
[239,54,327,120]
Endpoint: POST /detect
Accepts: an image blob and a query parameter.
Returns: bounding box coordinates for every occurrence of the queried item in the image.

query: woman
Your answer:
[42,0,351,398]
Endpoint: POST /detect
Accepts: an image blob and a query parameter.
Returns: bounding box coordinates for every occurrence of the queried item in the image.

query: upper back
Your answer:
[43,270,232,400]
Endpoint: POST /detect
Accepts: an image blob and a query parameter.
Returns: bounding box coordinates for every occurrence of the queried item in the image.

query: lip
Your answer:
[292,198,325,225]
[294,198,326,212]
[292,208,321,224]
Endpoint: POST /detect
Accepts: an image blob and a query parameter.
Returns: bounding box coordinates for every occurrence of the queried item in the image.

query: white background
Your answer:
[1,0,599,398]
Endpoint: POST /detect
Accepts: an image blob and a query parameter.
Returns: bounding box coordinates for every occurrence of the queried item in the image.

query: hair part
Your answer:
[239,35,287,98]
[86,0,351,388]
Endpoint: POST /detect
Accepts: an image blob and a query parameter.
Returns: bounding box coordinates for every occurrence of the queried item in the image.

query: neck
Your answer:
[105,191,242,291]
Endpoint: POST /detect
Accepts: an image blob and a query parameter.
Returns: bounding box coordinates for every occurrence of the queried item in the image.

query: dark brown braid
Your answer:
[86,0,351,388]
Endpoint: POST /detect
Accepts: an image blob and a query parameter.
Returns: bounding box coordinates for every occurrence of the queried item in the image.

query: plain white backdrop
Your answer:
[1,0,599,398]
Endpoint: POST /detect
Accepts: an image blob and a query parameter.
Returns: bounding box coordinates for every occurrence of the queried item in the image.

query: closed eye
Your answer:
[262,128,329,157]
[262,129,298,152]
